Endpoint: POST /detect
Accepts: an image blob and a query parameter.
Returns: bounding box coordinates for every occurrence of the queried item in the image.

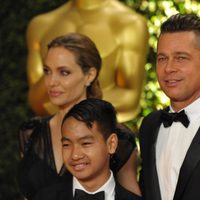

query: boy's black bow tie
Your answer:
[161,109,190,128]
[74,189,105,200]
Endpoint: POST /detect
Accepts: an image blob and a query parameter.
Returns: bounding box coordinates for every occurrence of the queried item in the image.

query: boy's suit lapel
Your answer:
[55,174,74,200]
[115,182,141,200]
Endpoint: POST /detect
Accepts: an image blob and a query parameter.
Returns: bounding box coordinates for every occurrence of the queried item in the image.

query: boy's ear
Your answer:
[107,133,118,154]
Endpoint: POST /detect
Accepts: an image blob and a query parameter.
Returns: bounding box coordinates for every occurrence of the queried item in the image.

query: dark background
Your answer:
[0,1,66,199]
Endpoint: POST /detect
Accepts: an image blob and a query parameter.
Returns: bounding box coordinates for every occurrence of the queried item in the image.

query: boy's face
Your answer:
[61,117,117,188]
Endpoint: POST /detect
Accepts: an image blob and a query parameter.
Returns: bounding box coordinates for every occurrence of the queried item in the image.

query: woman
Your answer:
[18,33,141,200]
[26,0,149,122]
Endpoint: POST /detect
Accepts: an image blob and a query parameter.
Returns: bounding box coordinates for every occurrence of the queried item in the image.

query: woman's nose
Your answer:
[49,74,59,86]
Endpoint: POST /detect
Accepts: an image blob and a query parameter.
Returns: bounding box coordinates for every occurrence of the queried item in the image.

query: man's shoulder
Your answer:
[139,109,163,141]
[142,109,163,124]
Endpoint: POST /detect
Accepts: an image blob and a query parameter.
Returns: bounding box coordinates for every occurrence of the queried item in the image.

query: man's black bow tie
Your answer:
[161,109,190,128]
[74,189,105,200]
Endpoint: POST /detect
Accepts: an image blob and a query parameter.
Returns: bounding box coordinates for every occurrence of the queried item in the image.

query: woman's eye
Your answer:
[43,67,51,75]
[60,70,70,76]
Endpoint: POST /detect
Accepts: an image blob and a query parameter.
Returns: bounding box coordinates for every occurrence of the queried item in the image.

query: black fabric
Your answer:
[74,189,105,200]
[110,124,136,174]
[139,109,200,200]
[33,174,142,200]
[18,117,136,200]
[161,109,190,128]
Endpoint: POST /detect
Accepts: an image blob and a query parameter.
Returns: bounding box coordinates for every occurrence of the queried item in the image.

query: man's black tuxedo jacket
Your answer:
[139,109,200,200]
[33,173,141,200]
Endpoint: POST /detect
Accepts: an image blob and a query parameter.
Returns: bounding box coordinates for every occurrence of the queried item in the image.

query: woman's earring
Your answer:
[86,82,90,87]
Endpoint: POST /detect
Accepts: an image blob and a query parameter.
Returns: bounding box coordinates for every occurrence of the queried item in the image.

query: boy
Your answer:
[34,98,141,200]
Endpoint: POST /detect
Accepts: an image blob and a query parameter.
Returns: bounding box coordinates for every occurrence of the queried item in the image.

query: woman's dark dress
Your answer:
[18,116,136,200]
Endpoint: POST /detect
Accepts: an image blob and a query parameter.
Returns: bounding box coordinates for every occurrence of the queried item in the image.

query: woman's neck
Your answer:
[73,0,109,10]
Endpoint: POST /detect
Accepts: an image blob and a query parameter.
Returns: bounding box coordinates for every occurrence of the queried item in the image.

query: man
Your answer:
[139,13,200,200]
[26,0,149,122]
[34,98,141,200]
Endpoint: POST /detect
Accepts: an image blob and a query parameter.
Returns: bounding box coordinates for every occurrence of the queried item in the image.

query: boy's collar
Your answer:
[73,170,115,198]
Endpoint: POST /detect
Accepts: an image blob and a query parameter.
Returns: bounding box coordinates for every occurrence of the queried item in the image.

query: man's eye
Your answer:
[177,56,187,60]
[157,57,167,62]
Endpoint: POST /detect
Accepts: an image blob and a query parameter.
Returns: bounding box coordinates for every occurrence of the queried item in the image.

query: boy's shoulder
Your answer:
[34,175,73,200]
[115,182,142,200]
[34,175,142,200]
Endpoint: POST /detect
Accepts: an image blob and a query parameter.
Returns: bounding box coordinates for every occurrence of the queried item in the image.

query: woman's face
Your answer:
[43,47,95,110]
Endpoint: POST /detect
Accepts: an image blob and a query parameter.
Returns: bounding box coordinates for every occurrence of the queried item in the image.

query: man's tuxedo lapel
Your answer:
[173,127,200,200]
[148,116,162,200]
[141,110,163,200]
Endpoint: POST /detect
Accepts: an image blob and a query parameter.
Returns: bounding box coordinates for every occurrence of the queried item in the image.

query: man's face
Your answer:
[156,31,200,110]
[61,117,117,188]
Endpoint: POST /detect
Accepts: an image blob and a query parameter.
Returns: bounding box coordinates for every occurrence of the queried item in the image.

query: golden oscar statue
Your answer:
[27,0,149,122]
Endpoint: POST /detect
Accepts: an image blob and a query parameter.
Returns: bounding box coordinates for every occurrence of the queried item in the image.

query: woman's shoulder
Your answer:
[18,116,51,155]
[19,116,51,134]
[20,116,46,129]
[19,116,47,139]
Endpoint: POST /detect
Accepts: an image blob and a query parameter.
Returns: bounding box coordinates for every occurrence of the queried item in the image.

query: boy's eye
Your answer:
[62,143,70,148]
[82,142,92,146]
[83,142,90,145]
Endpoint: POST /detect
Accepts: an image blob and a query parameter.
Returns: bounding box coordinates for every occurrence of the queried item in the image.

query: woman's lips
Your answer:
[49,90,62,97]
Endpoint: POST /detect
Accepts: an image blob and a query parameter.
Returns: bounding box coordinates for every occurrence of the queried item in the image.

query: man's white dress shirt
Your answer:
[156,97,200,200]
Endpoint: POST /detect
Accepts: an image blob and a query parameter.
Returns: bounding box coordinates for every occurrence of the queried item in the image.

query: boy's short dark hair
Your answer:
[61,98,117,140]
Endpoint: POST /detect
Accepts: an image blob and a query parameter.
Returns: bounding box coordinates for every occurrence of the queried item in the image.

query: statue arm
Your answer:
[103,16,149,122]
[26,16,50,114]
[26,3,71,115]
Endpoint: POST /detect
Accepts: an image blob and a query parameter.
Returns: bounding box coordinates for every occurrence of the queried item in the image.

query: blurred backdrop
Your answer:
[0,0,199,199]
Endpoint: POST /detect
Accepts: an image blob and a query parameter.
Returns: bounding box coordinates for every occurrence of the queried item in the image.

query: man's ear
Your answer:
[85,67,97,86]
[107,133,118,154]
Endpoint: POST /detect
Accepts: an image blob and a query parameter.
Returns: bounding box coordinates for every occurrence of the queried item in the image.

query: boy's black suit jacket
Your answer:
[33,173,141,200]
[139,109,200,200]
